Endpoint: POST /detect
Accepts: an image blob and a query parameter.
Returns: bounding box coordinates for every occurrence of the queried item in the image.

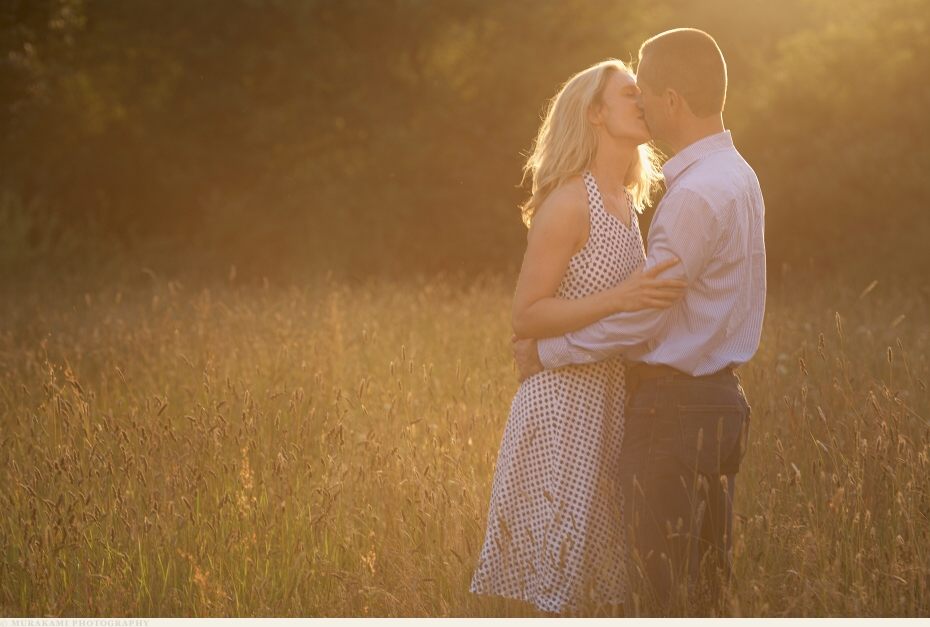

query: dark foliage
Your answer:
[1,0,928,281]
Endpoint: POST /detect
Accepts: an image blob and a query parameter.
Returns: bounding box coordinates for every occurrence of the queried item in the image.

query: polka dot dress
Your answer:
[470,171,646,614]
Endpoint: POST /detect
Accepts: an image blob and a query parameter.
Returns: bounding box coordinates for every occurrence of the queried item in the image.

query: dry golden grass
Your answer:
[0,274,927,616]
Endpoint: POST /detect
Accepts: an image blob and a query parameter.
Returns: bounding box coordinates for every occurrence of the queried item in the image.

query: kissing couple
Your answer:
[470,28,766,616]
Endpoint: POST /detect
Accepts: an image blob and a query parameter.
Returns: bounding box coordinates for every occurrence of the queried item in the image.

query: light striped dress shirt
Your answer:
[538,130,766,376]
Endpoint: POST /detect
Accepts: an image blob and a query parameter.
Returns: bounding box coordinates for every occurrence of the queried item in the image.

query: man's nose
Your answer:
[636,93,644,110]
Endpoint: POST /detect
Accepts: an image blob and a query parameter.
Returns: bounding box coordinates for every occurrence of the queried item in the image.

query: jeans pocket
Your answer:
[676,404,746,476]
[620,405,678,481]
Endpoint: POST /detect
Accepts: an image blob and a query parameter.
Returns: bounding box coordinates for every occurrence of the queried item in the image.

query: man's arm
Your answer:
[537,187,720,370]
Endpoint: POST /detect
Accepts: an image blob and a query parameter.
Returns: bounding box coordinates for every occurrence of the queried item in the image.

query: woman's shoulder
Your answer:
[527,176,590,251]
[533,176,589,228]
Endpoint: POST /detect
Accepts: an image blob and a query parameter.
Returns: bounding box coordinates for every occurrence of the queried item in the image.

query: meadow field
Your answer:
[1,273,928,617]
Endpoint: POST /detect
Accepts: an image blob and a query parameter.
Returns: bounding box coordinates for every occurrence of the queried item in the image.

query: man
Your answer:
[513,28,766,614]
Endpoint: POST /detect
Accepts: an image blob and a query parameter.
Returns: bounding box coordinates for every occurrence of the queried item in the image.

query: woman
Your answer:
[469,59,683,615]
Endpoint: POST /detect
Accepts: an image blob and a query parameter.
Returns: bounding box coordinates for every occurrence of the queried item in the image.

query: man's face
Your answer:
[635,55,669,142]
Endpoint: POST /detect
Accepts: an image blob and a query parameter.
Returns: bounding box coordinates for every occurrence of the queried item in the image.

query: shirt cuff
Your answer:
[538,335,574,370]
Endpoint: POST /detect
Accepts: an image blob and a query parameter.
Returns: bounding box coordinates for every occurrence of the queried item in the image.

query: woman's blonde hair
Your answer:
[521,59,663,227]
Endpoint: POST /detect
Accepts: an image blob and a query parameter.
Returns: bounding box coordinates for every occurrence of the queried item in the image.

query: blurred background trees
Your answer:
[2,0,928,282]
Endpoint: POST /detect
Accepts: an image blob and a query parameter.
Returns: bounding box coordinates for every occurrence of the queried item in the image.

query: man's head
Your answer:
[635,28,727,147]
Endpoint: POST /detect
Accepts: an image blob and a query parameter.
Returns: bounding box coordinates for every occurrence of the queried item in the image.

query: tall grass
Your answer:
[0,274,927,616]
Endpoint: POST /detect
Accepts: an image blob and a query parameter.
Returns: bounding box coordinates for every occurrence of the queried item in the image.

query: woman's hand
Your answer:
[608,257,687,312]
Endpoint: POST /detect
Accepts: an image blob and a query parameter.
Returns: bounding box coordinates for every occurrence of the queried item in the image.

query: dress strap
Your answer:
[582,170,632,233]
[581,170,602,214]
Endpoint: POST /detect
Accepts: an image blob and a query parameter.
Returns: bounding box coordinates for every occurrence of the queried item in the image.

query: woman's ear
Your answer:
[587,102,603,126]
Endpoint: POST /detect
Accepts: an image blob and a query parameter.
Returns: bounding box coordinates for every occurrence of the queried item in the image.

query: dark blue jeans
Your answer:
[619,369,751,615]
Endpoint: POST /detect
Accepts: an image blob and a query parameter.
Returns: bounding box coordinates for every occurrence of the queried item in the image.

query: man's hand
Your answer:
[512,336,543,382]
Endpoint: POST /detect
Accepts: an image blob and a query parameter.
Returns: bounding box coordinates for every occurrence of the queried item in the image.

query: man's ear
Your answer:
[665,88,680,114]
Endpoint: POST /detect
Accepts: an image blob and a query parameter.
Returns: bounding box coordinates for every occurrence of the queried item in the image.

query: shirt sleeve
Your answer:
[538,187,719,369]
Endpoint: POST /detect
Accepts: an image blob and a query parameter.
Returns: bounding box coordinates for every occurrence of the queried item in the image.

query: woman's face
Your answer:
[592,70,651,145]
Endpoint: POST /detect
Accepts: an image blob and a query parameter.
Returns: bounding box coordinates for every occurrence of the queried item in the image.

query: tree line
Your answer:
[2,0,928,281]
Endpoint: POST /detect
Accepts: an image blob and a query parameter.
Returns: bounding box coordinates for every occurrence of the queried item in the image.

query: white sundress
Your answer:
[470,171,647,614]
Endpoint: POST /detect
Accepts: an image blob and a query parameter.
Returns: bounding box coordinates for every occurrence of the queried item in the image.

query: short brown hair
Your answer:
[638,28,727,117]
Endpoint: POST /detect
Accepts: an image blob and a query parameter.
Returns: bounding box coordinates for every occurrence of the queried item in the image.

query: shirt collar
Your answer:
[662,130,734,185]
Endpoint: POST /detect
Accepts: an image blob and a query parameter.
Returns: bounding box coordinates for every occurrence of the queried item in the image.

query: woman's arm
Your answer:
[511,183,685,340]
[513,259,685,339]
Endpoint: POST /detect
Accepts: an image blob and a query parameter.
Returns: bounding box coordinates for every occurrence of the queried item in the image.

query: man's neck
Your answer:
[667,115,726,155]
